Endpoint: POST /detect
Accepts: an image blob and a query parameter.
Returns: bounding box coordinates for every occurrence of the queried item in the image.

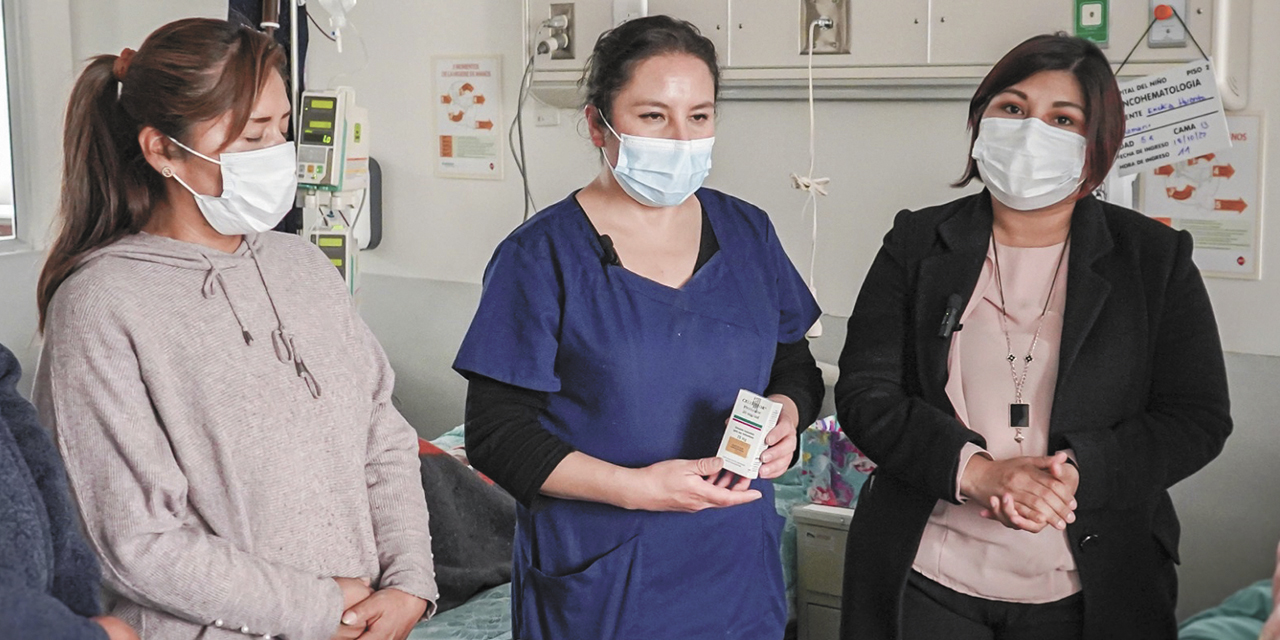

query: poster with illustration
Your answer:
[434,56,503,180]
[1141,114,1264,279]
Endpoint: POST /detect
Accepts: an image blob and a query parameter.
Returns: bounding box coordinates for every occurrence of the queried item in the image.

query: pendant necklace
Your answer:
[991,230,1070,447]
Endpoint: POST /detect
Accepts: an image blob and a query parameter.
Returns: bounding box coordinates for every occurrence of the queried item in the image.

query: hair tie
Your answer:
[113,48,136,82]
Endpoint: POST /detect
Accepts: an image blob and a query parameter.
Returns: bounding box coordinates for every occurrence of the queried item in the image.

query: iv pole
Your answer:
[256,0,302,143]
[290,0,302,143]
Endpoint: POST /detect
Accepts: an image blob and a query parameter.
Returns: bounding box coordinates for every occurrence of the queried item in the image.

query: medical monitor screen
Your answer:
[302,96,338,145]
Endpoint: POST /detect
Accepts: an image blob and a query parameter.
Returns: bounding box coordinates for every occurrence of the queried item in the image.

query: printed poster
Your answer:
[1116,59,1232,177]
[1141,114,1264,279]
[434,55,503,180]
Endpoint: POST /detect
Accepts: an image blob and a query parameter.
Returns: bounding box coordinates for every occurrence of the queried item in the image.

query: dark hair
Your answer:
[955,34,1124,197]
[39,18,287,329]
[580,15,719,126]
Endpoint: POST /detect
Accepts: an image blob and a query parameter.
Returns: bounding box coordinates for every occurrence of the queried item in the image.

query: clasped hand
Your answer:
[92,616,140,640]
[960,451,1079,533]
[331,577,428,640]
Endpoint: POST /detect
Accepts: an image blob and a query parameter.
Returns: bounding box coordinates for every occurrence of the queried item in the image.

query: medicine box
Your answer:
[717,389,780,479]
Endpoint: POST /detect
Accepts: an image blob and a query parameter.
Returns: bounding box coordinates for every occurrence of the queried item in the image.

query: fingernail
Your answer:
[342,612,358,625]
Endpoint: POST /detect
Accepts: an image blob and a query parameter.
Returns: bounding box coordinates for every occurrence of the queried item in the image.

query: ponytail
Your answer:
[38,54,156,330]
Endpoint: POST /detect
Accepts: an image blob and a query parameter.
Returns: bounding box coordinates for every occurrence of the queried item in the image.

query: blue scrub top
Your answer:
[454,188,820,639]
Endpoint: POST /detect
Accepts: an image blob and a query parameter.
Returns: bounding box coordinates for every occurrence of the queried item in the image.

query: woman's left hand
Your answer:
[757,395,799,479]
[708,394,800,488]
[342,588,428,640]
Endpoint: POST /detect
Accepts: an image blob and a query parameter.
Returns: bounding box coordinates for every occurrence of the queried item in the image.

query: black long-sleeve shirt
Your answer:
[464,207,824,506]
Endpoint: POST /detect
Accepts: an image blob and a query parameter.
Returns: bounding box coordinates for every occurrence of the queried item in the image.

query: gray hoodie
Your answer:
[34,231,438,640]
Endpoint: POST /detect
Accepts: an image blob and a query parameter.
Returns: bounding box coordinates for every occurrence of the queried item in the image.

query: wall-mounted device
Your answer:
[801,0,849,55]
[548,3,575,59]
[522,0,1251,108]
[297,87,377,294]
[309,227,357,289]
[298,88,369,193]
[1148,0,1189,48]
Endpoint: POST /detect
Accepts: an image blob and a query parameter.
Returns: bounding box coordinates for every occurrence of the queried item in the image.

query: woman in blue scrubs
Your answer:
[453,16,823,640]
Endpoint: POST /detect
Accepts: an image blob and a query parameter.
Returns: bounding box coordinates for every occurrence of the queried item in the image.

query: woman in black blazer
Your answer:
[836,35,1231,639]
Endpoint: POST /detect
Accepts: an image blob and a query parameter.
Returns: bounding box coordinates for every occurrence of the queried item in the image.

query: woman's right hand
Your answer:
[92,616,139,640]
[625,457,763,512]
[331,577,373,639]
[960,453,1077,533]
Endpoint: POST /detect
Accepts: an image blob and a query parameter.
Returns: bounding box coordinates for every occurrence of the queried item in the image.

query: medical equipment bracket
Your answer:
[523,0,1250,109]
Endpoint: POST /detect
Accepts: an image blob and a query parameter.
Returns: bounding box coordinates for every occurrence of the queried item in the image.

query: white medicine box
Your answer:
[794,504,855,640]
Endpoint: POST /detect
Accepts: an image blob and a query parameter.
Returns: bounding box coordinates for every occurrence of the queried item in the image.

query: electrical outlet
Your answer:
[550,3,575,60]
[613,0,647,26]
[534,102,561,127]
[800,0,849,55]
[1148,0,1188,48]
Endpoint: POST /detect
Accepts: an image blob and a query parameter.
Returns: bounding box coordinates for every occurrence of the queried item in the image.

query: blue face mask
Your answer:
[602,117,715,208]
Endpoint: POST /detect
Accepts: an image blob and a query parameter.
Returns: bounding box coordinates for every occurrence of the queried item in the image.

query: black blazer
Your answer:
[835,193,1232,639]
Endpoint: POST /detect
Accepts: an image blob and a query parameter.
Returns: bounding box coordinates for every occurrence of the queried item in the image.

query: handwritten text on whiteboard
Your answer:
[1116,59,1231,177]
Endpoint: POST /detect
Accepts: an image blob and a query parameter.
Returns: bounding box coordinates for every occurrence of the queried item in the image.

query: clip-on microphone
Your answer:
[938,293,964,338]
[599,234,622,267]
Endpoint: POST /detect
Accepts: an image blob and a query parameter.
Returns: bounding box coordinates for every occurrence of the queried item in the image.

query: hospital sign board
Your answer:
[1115,59,1231,178]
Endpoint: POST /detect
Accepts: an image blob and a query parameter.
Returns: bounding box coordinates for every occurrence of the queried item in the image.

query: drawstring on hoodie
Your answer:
[78,232,322,400]
[247,245,322,400]
[201,248,321,400]
[202,261,254,346]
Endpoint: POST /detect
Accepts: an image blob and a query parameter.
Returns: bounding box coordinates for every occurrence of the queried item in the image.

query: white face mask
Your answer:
[165,138,298,235]
[972,116,1087,211]
[602,117,714,208]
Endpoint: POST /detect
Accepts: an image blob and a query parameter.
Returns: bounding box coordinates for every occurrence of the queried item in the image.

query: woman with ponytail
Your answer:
[33,18,438,640]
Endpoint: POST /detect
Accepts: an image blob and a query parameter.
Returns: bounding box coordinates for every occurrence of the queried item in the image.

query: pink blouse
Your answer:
[912,239,1082,603]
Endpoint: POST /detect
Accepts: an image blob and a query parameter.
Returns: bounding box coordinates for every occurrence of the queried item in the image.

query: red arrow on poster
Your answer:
[1214,199,1248,212]
[460,83,475,93]
[1212,164,1236,178]
[1167,185,1196,200]
[476,120,495,130]
[474,95,487,104]
[1186,153,1216,165]
[441,94,452,104]
[1154,165,1176,176]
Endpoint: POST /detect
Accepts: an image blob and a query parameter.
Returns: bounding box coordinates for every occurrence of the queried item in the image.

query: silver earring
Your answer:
[161,166,174,177]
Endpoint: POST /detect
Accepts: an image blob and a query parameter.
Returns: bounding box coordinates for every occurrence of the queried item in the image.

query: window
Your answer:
[0,2,14,241]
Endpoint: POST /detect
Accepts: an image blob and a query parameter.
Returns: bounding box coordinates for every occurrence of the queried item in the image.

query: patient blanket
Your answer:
[419,440,516,613]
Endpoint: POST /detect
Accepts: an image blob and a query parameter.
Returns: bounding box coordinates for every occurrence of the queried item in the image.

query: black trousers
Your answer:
[902,571,1084,640]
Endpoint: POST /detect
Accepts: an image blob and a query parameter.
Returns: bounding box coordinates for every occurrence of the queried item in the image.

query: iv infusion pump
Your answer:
[297,88,369,192]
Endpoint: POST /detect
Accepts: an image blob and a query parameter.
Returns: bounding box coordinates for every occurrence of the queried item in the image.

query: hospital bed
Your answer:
[1178,579,1275,640]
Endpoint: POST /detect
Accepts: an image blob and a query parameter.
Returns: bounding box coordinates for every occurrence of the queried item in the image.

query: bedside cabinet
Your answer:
[793,504,855,640]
